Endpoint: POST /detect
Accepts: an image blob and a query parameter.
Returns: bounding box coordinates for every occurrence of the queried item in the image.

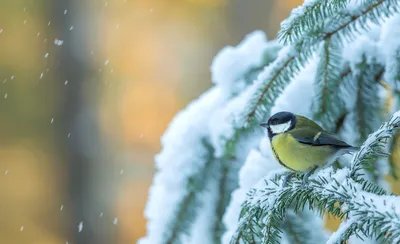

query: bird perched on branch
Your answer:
[259,111,359,187]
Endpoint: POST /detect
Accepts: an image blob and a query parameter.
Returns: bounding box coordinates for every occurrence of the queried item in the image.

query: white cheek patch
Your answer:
[270,121,291,134]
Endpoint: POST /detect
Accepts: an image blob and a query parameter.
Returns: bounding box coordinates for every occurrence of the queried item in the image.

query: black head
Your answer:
[259,111,296,138]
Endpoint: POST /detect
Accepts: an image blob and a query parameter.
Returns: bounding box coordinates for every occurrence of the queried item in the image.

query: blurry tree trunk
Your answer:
[52,0,116,243]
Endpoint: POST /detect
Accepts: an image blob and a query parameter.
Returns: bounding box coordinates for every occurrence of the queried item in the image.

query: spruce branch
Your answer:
[312,37,346,131]
[278,0,347,45]
[243,47,298,125]
[233,168,400,244]
[213,154,241,243]
[354,60,384,142]
[350,110,400,179]
[280,210,328,244]
[297,0,400,48]
[165,142,216,244]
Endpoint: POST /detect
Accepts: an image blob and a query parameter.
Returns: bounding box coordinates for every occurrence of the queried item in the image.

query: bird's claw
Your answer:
[301,165,318,188]
[301,178,309,188]
[282,172,296,187]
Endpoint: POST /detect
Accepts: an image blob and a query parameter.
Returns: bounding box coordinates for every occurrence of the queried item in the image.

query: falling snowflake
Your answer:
[54,39,64,46]
[78,222,83,232]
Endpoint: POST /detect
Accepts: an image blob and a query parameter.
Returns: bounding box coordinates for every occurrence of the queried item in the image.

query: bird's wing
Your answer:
[289,129,351,148]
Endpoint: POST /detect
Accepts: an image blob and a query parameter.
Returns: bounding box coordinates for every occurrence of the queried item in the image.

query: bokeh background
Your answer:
[1,0,374,243]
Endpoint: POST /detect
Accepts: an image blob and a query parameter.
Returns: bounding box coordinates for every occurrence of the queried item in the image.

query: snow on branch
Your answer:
[380,14,400,91]
[295,0,400,49]
[233,167,400,244]
[340,37,385,144]
[312,37,346,131]
[140,88,225,244]
[350,110,400,178]
[211,31,272,97]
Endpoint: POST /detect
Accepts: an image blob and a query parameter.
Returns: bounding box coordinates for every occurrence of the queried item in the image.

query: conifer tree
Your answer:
[140,1,400,243]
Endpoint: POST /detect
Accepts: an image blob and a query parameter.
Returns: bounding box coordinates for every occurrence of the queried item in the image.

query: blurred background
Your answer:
[0,0,310,243]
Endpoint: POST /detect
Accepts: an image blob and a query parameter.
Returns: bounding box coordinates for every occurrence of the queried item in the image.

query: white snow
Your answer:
[54,39,64,46]
[211,31,269,95]
[326,217,358,244]
[208,46,300,156]
[78,222,83,232]
[188,172,219,244]
[342,36,381,75]
[380,15,400,90]
[140,87,227,244]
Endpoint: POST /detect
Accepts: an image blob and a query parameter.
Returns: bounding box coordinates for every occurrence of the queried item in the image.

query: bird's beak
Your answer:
[259,122,268,128]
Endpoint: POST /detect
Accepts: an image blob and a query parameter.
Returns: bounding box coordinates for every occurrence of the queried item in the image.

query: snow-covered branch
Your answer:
[278,0,347,45]
[351,110,400,178]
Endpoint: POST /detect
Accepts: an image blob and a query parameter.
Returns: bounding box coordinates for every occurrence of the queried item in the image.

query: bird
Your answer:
[259,111,359,187]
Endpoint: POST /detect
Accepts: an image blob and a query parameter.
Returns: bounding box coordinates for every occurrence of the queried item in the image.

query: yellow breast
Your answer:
[271,133,335,172]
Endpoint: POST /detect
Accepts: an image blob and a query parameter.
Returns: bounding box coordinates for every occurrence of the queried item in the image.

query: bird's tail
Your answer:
[342,146,360,154]
[348,146,360,152]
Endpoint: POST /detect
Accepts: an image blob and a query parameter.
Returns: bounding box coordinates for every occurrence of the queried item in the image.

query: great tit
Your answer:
[259,111,359,186]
